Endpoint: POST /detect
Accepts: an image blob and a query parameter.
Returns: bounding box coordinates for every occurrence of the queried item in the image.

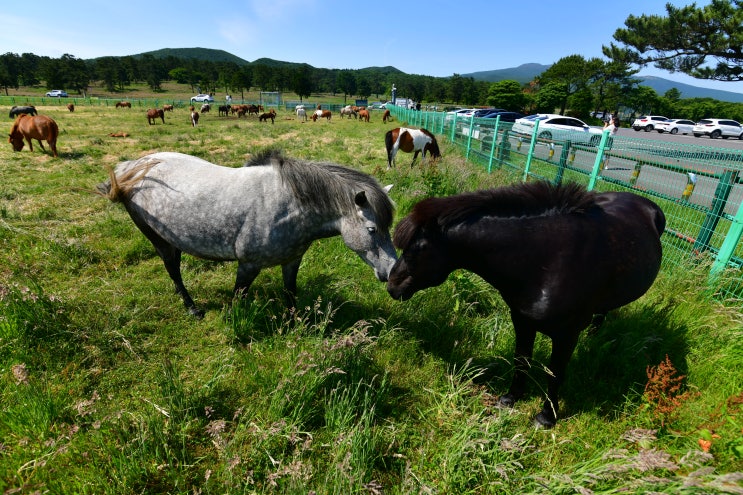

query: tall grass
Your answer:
[0,103,741,493]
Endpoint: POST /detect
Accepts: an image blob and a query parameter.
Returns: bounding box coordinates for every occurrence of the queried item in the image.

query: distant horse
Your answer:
[9,105,37,118]
[296,106,307,121]
[340,105,357,119]
[8,114,59,157]
[259,109,276,123]
[200,103,210,113]
[218,105,231,116]
[386,181,665,427]
[163,104,174,112]
[384,127,440,168]
[147,108,165,125]
[190,110,199,127]
[382,109,391,123]
[312,110,332,122]
[97,149,397,317]
[247,104,260,116]
[115,101,131,109]
[358,109,370,122]
[67,103,75,112]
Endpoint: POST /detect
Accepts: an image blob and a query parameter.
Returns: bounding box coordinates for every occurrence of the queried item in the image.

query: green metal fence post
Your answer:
[465,115,475,161]
[487,116,501,173]
[522,120,540,182]
[710,199,743,279]
[498,130,511,166]
[450,114,457,143]
[555,140,572,185]
[587,129,612,191]
[693,169,740,254]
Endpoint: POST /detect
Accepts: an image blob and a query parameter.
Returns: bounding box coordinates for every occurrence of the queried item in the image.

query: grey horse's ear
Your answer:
[383,184,393,194]
[354,190,368,206]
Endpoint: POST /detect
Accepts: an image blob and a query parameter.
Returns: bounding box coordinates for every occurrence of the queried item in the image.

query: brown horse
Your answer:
[8,114,59,157]
[147,108,165,125]
[67,103,75,112]
[382,109,391,123]
[163,104,174,112]
[258,109,276,123]
[191,111,199,127]
[384,127,441,168]
[358,109,370,122]
[115,101,131,109]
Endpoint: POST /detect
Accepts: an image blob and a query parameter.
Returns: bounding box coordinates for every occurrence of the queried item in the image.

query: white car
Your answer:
[631,115,669,132]
[45,89,68,97]
[512,114,604,145]
[190,94,215,103]
[692,118,743,139]
[656,119,696,135]
[446,108,477,121]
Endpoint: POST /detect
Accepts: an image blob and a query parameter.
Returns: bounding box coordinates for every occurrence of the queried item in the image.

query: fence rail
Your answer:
[387,105,743,304]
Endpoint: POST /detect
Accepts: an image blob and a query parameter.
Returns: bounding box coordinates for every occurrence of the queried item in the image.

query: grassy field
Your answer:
[1,100,741,494]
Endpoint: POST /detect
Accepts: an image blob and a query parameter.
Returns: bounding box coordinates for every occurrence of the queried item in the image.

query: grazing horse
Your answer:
[340,105,357,119]
[67,103,75,112]
[312,110,332,122]
[247,104,260,116]
[8,114,59,157]
[190,110,199,127]
[382,109,391,123]
[97,149,397,318]
[385,127,441,168]
[200,103,210,113]
[386,181,665,427]
[115,101,131,109]
[259,109,276,124]
[358,109,370,122]
[9,105,37,118]
[146,108,165,125]
[163,104,174,112]
[218,105,231,116]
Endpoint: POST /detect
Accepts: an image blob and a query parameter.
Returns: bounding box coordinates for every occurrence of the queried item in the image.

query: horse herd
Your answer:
[7,102,666,428]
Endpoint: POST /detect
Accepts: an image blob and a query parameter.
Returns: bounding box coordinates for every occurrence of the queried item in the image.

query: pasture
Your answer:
[1,103,741,494]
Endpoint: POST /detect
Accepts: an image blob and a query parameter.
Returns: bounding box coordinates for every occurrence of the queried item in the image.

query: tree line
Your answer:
[2,0,743,125]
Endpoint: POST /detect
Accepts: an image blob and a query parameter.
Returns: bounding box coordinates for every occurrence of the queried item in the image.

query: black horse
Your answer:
[9,105,37,118]
[387,181,665,427]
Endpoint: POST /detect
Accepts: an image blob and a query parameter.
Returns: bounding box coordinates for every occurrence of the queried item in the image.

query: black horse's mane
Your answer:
[394,181,598,249]
[245,149,394,230]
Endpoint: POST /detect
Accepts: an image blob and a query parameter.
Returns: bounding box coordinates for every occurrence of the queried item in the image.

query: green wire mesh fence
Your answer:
[388,105,743,305]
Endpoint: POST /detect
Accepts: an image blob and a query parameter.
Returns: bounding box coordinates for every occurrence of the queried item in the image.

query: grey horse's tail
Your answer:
[95,159,159,203]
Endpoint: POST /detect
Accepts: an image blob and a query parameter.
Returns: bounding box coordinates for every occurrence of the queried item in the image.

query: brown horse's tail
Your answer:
[95,159,159,203]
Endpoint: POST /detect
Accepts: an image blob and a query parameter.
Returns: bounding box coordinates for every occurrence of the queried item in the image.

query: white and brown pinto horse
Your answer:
[384,127,441,168]
[312,110,332,122]
[8,114,59,157]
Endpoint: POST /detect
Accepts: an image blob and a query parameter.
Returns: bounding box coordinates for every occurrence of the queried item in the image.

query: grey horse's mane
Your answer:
[246,149,394,230]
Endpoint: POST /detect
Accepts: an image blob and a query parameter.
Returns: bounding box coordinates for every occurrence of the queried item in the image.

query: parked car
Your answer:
[368,101,386,109]
[445,108,477,121]
[472,108,506,118]
[190,94,215,103]
[692,118,743,139]
[631,115,669,132]
[480,111,525,122]
[512,114,604,145]
[655,119,696,135]
[45,89,68,97]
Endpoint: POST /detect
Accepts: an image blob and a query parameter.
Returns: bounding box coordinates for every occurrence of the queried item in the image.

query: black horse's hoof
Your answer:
[497,394,517,409]
[189,307,205,319]
[534,411,557,429]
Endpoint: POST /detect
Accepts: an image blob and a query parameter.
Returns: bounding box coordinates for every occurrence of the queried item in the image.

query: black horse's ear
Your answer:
[354,191,368,206]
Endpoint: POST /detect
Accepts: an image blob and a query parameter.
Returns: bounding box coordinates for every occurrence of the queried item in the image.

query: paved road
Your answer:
[616,127,743,150]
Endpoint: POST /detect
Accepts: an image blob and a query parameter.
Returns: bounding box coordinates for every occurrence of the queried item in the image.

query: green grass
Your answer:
[1,103,741,494]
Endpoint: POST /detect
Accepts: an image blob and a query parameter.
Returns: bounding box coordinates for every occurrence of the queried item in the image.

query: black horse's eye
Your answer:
[367,226,377,234]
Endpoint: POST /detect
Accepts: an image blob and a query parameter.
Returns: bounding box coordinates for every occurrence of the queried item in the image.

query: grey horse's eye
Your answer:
[367,226,377,234]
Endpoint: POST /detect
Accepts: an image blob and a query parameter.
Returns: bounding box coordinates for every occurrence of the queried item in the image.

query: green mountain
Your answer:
[125,48,743,103]
[461,63,743,103]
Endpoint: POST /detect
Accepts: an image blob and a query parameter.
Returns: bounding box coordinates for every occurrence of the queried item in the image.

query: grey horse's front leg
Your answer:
[281,258,303,308]
[234,262,260,299]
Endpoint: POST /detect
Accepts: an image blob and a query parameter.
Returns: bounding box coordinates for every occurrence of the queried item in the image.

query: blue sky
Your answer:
[1,0,740,94]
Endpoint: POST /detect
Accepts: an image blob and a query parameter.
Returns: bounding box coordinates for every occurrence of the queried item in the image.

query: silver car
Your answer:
[512,114,604,145]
